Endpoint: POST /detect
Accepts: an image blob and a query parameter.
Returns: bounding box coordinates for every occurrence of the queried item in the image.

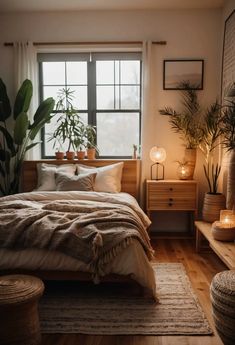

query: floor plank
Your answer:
[41,239,226,345]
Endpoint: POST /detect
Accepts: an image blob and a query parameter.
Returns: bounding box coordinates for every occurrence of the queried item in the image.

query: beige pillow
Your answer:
[76,162,124,193]
[55,172,97,191]
[36,163,76,191]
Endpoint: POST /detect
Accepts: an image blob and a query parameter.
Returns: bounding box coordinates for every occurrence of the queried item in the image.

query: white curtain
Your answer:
[14,41,39,159]
[140,41,155,206]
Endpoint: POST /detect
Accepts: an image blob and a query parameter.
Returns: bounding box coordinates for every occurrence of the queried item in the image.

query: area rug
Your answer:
[39,263,213,335]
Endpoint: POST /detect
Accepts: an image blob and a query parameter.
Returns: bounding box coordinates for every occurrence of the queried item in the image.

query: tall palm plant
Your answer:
[200,101,222,194]
[159,81,204,149]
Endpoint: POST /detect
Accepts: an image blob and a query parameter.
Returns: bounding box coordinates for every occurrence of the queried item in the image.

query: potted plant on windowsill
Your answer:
[51,88,84,160]
[85,124,98,160]
[74,122,86,160]
[200,101,226,222]
[159,81,204,179]
[0,78,55,195]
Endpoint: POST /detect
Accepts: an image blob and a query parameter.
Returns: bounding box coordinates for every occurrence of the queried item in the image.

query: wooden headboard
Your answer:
[21,159,141,200]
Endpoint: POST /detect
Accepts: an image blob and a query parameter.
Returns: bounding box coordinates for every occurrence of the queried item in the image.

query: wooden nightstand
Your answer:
[146,179,198,233]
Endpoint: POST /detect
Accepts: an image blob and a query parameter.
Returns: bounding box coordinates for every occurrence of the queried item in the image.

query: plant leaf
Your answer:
[13,79,33,119]
[13,112,29,145]
[31,97,55,129]
[25,142,41,152]
[0,78,11,121]
[0,125,16,156]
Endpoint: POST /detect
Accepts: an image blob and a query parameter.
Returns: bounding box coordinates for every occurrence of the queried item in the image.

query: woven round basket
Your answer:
[0,275,44,345]
[212,223,235,241]
[210,270,235,345]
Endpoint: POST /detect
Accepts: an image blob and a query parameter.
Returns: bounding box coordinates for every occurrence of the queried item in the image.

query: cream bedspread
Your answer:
[0,191,156,298]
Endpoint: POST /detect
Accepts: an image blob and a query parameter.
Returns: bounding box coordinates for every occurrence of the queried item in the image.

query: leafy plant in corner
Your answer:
[200,100,222,194]
[159,81,204,149]
[0,78,55,195]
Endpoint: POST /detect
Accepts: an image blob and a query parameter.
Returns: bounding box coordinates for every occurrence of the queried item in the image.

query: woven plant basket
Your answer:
[202,193,226,223]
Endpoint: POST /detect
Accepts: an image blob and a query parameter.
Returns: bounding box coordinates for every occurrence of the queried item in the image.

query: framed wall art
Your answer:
[221,9,235,101]
[163,59,204,90]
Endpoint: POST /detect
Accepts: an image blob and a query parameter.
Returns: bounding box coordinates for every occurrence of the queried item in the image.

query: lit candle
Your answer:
[220,210,235,228]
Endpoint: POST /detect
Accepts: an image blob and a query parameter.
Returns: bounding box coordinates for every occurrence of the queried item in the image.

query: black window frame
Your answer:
[38,52,142,159]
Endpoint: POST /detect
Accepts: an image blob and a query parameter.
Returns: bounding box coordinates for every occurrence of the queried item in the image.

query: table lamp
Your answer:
[149,146,166,180]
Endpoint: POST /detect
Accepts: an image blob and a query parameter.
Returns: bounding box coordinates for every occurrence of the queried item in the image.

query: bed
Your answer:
[0,159,157,300]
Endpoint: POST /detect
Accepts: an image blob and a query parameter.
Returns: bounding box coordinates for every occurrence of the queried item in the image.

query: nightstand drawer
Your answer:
[148,182,196,197]
[148,197,197,210]
[146,180,198,212]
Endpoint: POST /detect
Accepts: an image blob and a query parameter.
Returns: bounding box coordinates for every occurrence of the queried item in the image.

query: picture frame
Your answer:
[163,59,204,90]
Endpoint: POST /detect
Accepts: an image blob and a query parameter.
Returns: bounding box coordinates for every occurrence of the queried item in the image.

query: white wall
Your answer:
[0,8,223,229]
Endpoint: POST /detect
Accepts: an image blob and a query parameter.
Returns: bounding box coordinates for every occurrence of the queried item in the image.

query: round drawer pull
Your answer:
[169,198,173,201]
[169,187,173,191]
[168,203,173,206]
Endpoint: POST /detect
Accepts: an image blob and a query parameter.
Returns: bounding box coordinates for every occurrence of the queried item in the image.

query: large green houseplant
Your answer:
[0,78,55,195]
[159,82,204,178]
[200,101,226,222]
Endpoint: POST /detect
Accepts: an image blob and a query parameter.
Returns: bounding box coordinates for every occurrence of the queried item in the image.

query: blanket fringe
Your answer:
[92,232,103,259]
[91,237,133,283]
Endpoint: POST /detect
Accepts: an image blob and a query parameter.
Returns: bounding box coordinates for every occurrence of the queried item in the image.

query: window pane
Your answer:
[96,61,114,84]
[121,86,140,109]
[44,113,88,156]
[43,86,64,106]
[42,62,65,85]
[97,112,139,156]
[97,86,114,109]
[121,61,140,84]
[66,62,87,85]
[67,86,87,110]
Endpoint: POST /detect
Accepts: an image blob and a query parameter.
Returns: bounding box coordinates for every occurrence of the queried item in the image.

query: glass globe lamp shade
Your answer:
[149,147,166,163]
[177,163,191,180]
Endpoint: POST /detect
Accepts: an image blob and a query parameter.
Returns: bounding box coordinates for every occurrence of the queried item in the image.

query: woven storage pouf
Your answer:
[210,270,235,345]
[0,275,44,345]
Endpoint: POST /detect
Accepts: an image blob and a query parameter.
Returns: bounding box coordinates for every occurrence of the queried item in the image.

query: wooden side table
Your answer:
[0,275,44,345]
[146,179,198,233]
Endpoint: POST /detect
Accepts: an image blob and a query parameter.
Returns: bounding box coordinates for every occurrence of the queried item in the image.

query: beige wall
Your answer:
[0,8,224,229]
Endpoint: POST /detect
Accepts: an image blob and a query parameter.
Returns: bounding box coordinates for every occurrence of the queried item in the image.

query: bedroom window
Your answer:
[38,52,142,158]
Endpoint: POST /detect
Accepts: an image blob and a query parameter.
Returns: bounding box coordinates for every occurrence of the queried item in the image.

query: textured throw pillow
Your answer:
[76,162,124,193]
[36,163,76,191]
[55,172,97,191]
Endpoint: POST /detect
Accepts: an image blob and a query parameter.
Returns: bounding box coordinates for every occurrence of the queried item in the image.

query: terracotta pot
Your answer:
[226,149,235,210]
[87,148,96,160]
[184,148,197,179]
[77,150,85,160]
[66,151,75,160]
[202,193,226,223]
[55,151,64,160]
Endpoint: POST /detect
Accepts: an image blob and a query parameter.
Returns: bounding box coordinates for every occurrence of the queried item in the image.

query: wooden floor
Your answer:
[41,238,226,345]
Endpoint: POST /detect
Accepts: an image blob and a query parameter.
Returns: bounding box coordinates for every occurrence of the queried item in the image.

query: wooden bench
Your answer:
[195,220,235,270]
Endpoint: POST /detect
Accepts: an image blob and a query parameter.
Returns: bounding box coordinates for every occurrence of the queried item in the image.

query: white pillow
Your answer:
[36,163,76,191]
[77,162,124,193]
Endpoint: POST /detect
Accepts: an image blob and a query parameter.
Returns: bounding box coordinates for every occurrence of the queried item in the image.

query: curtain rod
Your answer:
[4,40,166,47]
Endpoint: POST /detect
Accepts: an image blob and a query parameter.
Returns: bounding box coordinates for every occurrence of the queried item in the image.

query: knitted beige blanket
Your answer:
[0,198,153,280]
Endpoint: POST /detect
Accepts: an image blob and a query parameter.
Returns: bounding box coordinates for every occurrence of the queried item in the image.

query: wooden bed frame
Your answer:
[1,159,143,288]
[21,159,140,201]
